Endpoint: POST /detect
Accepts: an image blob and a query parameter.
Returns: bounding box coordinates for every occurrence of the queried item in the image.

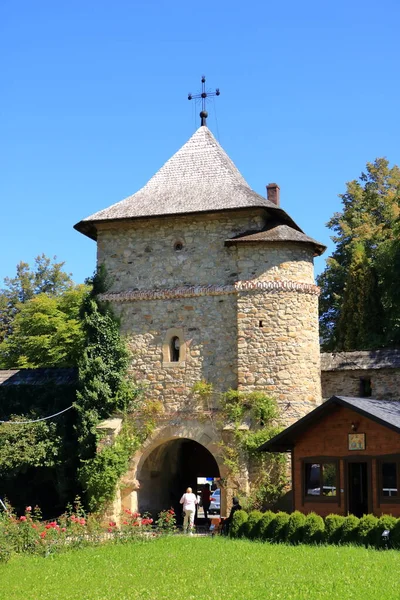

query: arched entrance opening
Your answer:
[138,438,220,520]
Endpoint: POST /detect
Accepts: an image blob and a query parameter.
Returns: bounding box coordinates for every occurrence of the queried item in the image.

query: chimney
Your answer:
[266,183,280,206]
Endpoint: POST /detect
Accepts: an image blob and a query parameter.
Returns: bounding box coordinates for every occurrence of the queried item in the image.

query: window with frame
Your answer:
[379,458,400,501]
[304,461,338,499]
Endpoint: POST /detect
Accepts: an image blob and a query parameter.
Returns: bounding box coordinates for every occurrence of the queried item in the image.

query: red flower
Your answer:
[79,518,86,526]
[123,520,128,525]
[31,524,37,529]
[109,521,116,527]
[19,516,27,522]
[40,532,46,539]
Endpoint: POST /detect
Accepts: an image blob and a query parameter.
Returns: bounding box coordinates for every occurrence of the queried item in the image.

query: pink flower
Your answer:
[19,516,27,522]
[109,521,116,527]
[61,527,66,532]
[79,518,86,526]
[25,506,32,512]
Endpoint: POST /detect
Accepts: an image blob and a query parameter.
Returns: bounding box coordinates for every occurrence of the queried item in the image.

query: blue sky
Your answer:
[1,0,399,284]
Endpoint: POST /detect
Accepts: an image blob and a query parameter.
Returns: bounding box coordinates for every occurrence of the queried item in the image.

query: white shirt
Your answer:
[180,492,198,511]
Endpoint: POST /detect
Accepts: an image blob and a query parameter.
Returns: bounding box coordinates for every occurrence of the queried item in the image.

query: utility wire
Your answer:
[0,405,74,425]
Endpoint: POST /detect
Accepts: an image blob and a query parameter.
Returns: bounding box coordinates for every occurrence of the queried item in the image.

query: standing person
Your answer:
[180,487,198,535]
[201,484,212,522]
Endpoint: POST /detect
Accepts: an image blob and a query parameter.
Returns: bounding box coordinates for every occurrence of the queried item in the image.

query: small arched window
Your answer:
[170,336,180,362]
[162,328,186,367]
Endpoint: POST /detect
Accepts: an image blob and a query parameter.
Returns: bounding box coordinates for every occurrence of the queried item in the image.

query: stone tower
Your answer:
[74,125,325,517]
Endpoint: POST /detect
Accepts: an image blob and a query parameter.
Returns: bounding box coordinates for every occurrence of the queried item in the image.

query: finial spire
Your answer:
[188,75,220,126]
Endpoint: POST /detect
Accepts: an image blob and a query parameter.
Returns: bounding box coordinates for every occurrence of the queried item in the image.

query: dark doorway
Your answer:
[347,462,368,517]
[138,438,220,522]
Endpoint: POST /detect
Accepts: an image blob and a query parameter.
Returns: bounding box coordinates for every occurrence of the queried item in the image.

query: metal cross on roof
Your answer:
[188,76,220,127]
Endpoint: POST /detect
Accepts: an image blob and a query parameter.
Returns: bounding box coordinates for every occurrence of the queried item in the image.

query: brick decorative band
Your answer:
[100,280,320,303]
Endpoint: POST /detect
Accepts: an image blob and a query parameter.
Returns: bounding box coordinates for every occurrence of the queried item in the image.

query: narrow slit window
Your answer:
[360,377,372,397]
[170,336,180,362]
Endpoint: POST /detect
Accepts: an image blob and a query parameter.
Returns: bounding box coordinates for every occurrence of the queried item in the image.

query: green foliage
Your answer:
[375,515,397,546]
[302,513,324,544]
[243,510,263,540]
[0,285,89,368]
[217,387,285,509]
[340,514,359,544]
[79,423,141,512]
[229,509,248,538]
[75,267,144,512]
[269,511,289,543]
[390,518,400,549]
[0,418,61,473]
[287,511,306,545]
[255,510,275,541]
[155,508,177,534]
[357,514,379,547]
[324,514,346,544]
[0,254,74,345]
[318,158,400,350]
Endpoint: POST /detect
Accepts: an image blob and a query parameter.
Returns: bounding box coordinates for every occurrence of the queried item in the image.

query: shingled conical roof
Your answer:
[74,126,297,240]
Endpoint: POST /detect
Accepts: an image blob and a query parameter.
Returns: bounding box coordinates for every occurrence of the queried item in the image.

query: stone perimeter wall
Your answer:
[322,368,400,401]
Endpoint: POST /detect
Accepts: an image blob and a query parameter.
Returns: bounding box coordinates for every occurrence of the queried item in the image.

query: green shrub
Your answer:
[357,514,379,547]
[324,514,346,544]
[229,510,248,538]
[269,512,289,543]
[303,513,324,544]
[390,518,400,549]
[255,511,275,541]
[341,515,360,544]
[243,510,263,540]
[375,515,397,547]
[287,511,306,545]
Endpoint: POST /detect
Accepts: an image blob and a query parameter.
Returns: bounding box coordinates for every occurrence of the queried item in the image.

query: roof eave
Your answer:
[259,395,400,453]
[225,238,326,257]
[74,204,293,241]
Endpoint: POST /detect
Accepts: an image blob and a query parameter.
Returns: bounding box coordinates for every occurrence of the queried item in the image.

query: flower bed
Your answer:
[0,501,176,562]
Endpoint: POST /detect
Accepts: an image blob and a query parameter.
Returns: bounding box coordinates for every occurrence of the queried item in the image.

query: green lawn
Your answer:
[1,536,400,600]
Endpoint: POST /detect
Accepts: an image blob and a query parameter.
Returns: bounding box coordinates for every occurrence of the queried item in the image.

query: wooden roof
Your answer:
[259,396,400,452]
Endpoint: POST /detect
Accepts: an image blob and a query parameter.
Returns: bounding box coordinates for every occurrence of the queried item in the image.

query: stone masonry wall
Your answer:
[322,369,400,401]
[115,294,238,410]
[237,290,321,424]
[96,211,265,292]
[236,243,314,283]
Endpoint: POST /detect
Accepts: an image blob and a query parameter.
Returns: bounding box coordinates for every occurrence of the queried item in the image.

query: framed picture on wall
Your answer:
[348,433,366,451]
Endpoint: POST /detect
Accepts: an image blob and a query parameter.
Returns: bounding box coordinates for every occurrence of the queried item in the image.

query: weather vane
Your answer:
[188,76,220,127]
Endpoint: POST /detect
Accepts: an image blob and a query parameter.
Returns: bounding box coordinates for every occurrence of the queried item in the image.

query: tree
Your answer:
[75,267,142,510]
[0,254,74,344]
[0,285,89,368]
[317,158,400,350]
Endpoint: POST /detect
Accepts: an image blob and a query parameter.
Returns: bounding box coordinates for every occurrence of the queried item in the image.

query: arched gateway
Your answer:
[138,438,219,517]
[115,423,231,522]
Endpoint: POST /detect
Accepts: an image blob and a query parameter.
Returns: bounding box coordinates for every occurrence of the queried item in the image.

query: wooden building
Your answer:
[260,396,400,517]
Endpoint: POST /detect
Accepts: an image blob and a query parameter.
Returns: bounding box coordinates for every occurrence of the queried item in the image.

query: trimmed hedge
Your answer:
[230,509,399,549]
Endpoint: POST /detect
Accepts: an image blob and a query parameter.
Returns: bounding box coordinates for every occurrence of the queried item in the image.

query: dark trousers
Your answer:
[203,503,210,520]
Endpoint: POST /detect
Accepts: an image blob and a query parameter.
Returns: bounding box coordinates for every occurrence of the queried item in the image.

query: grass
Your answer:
[2,536,400,600]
